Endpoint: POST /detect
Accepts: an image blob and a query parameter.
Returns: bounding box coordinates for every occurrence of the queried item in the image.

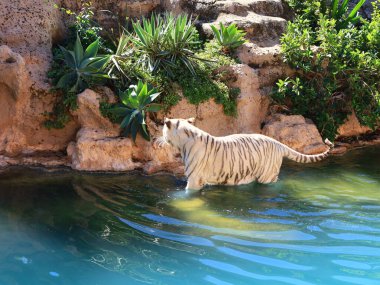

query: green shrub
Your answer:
[166,40,239,116]
[274,0,380,140]
[210,23,246,53]
[131,13,206,76]
[46,5,241,133]
[285,0,367,30]
[109,81,161,142]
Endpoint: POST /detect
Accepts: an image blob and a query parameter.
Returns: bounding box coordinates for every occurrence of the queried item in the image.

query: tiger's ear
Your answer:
[187,117,195,124]
[164,118,171,129]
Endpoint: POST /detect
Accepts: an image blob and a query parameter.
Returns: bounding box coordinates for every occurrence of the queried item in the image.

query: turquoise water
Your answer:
[1,147,380,285]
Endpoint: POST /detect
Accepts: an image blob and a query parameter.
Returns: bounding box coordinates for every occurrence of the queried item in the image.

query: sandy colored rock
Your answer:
[67,89,183,174]
[61,0,160,30]
[262,114,328,154]
[72,89,119,135]
[337,113,372,138]
[68,128,183,174]
[165,0,285,20]
[237,43,282,67]
[203,12,286,46]
[0,0,65,89]
[0,46,26,153]
[0,0,78,155]
[163,64,269,136]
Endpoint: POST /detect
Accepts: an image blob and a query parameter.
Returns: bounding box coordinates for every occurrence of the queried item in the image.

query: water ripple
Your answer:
[333,275,379,285]
[331,259,371,270]
[320,220,380,233]
[212,235,380,257]
[328,233,380,242]
[118,217,214,247]
[217,246,314,271]
[199,259,315,285]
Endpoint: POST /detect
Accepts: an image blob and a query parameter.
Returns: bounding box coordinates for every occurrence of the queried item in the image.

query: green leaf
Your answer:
[140,123,150,141]
[57,72,78,89]
[347,0,366,21]
[130,121,138,142]
[74,34,84,63]
[84,38,100,59]
[120,109,139,129]
[147,92,161,104]
[59,46,76,69]
[87,56,110,70]
[337,0,350,17]
[109,106,133,116]
[331,0,339,17]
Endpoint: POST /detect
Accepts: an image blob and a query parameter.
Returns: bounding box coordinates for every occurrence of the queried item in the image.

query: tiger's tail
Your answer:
[283,139,333,163]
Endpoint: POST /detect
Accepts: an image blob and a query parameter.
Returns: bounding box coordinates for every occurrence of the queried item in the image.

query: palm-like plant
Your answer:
[165,14,201,75]
[131,13,202,76]
[107,32,132,86]
[328,0,367,29]
[211,23,246,53]
[110,81,161,142]
[57,35,110,93]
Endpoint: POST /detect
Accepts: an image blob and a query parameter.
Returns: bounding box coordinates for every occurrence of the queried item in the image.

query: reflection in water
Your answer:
[0,146,380,284]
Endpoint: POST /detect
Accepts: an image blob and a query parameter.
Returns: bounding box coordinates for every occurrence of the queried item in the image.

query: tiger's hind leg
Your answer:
[257,157,282,184]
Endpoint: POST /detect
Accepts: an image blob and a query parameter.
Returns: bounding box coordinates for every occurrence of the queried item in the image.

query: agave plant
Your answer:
[57,35,110,93]
[211,22,246,52]
[110,81,161,142]
[328,0,367,29]
[131,13,202,76]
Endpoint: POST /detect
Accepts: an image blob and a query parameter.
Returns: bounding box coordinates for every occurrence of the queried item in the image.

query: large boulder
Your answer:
[0,46,26,154]
[61,0,160,30]
[262,114,328,154]
[67,89,183,174]
[0,0,65,89]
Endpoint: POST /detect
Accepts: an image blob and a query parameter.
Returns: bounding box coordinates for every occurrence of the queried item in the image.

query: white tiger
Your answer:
[157,118,333,190]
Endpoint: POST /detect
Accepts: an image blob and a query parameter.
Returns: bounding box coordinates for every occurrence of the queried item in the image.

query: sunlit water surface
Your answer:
[1,147,380,285]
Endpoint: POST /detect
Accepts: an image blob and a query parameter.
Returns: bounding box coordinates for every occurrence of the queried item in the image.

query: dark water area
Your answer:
[0,146,380,285]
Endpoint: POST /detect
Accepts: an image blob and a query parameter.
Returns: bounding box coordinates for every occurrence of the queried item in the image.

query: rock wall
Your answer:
[0,0,378,173]
[0,0,79,156]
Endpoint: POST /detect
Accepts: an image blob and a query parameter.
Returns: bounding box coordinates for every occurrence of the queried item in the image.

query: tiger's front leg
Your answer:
[185,178,204,191]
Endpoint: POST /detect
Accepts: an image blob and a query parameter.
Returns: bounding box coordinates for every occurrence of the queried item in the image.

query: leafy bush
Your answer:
[210,23,246,52]
[274,0,380,140]
[109,81,161,142]
[285,0,367,30]
[131,13,204,76]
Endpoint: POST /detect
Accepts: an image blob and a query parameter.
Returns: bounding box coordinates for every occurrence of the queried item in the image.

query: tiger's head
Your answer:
[161,117,196,148]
